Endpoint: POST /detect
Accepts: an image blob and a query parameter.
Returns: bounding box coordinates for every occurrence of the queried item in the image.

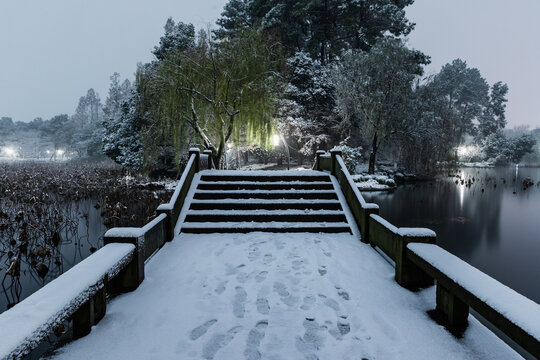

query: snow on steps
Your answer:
[197,180,334,190]
[0,243,135,360]
[189,199,343,210]
[182,170,352,234]
[181,221,351,234]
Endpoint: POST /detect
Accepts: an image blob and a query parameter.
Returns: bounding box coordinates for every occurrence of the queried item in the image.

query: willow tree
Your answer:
[155,27,281,167]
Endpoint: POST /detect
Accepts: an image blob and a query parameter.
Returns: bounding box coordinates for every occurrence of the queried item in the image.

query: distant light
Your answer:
[272,134,280,146]
[2,147,16,157]
[56,149,65,156]
[456,145,477,158]
[46,150,51,154]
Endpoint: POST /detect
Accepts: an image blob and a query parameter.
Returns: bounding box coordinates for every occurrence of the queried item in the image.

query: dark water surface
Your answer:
[0,200,105,312]
[362,166,540,304]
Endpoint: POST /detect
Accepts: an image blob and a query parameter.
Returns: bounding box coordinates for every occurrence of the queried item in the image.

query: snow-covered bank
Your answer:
[351,174,396,191]
[48,232,519,360]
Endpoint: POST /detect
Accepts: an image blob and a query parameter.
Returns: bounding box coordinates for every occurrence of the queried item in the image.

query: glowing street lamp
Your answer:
[272,134,280,147]
[3,147,16,157]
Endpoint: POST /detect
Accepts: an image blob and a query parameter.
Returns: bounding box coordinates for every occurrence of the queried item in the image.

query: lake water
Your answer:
[0,200,105,312]
[362,166,540,304]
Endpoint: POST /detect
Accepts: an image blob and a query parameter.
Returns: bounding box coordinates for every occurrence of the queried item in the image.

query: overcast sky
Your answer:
[1,0,539,128]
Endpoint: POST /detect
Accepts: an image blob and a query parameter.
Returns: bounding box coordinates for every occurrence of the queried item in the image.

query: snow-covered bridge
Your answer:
[1,149,538,360]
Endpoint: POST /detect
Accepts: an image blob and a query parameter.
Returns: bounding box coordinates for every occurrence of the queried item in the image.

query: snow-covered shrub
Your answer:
[331,141,363,174]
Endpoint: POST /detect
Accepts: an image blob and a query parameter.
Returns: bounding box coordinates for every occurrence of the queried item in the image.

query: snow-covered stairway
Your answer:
[181,170,353,234]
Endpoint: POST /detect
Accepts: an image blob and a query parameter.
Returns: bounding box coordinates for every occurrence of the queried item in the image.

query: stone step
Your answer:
[193,190,338,200]
[200,175,331,183]
[196,181,334,190]
[184,211,346,223]
[189,200,343,211]
[180,221,351,234]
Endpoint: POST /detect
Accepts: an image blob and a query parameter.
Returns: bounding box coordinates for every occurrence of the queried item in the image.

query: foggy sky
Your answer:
[1,0,538,128]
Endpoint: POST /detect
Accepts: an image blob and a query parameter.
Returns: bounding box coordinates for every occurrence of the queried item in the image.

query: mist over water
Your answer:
[363,167,540,304]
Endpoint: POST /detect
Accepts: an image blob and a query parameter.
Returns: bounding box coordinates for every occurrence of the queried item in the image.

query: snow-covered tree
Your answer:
[102,73,141,168]
[477,81,509,139]
[278,52,337,163]
[333,37,429,174]
[70,89,104,157]
[217,0,415,64]
[152,18,196,61]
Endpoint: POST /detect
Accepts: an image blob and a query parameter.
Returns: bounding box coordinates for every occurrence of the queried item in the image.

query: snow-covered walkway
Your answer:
[49,232,519,360]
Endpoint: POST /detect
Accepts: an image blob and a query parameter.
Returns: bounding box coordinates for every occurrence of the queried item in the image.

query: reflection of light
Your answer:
[3,147,16,157]
[46,150,51,154]
[272,134,280,146]
[56,149,65,156]
[459,182,464,209]
[226,143,233,150]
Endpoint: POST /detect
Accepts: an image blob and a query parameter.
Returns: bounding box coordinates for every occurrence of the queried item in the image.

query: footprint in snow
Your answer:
[337,289,350,301]
[248,247,261,262]
[215,281,227,295]
[300,295,316,311]
[328,319,351,340]
[256,298,270,315]
[318,266,327,276]
[255,271,268,283]
[226,264,246,276]
[233,287,247,318]
[263,254,275,265]
[190,319,217,340]
[273,282,289,297]
[244,320,268,360]
[202,326,243,360]
[324,298,341,312]
[237,271,250,283]
[292,259,304,270]
[273,281,299,307]
[295,318,326,356]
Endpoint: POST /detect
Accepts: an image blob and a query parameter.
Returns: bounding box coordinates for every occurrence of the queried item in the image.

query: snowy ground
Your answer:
[351,174,396,191]
[48,232,519,360]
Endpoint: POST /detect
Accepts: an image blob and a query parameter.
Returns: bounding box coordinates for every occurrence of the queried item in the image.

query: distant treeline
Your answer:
[2,0,538,173]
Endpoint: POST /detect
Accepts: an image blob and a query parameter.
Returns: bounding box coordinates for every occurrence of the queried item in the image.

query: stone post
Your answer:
[315,150,326,171]
[395,231,436,289]
[104,234,144,293]
[189,147,200,173]
[436,283,469,328]
[330,149,342,176]
[203,149,213,169]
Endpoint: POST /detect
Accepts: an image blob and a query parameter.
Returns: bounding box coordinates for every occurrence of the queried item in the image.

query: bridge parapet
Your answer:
[314,149,540,358]
[0,148,209,359]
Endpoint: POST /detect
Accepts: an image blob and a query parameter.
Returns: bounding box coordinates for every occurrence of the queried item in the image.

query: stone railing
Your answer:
[315,149,540,358]
[0,148,208,360]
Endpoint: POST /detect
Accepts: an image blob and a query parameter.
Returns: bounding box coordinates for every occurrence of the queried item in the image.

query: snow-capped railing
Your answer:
[157,148,203,240]
[315,149,379,242]
[0,243,135,360]
[315,149,540,357]
[408,244,540,358]
[368,214,436,287]
[0,148,208,359]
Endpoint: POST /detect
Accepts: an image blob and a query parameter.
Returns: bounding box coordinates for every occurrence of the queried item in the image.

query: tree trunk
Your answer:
[368,133,378,174]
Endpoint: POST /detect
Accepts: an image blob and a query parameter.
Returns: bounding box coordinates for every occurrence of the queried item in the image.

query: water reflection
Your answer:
[0,199,105,311]
[363,167,540,304]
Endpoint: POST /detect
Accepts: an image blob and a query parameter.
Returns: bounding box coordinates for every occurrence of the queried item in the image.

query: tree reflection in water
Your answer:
[0,162,173,312]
